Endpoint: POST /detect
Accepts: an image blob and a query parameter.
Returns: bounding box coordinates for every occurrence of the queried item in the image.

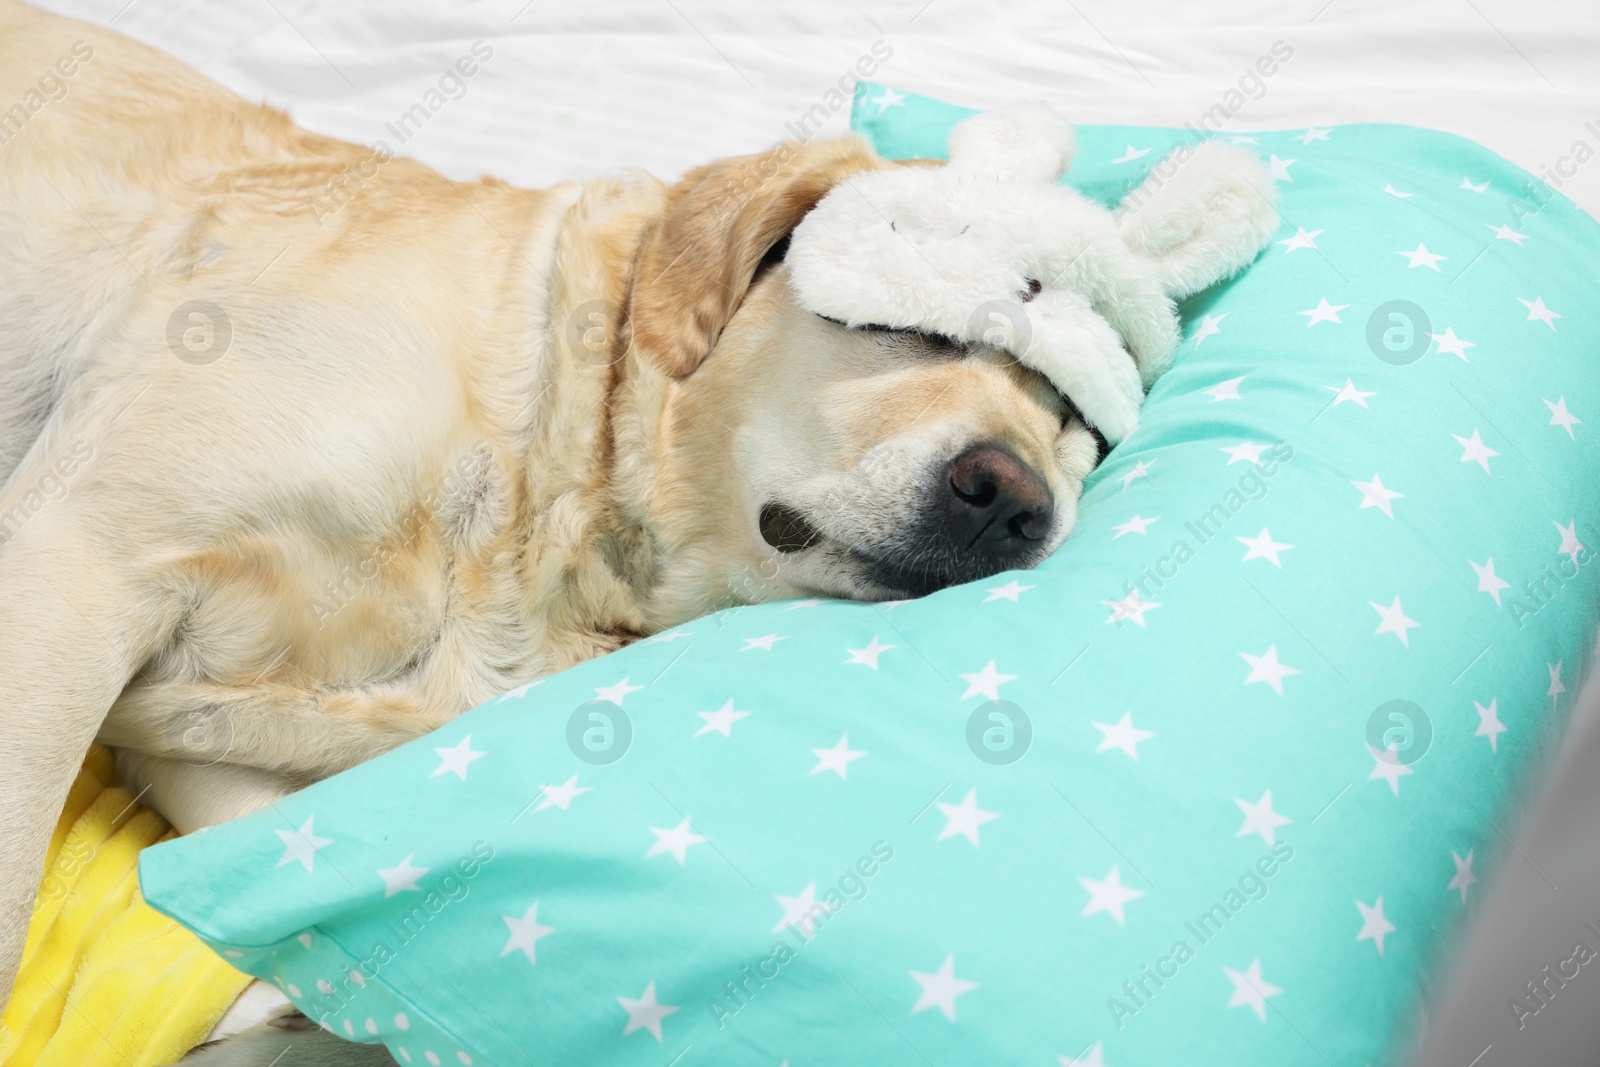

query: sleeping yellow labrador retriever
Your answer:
[0,1,1274,1060]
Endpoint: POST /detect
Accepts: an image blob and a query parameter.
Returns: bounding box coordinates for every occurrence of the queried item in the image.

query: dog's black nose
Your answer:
[946,444,1053,552]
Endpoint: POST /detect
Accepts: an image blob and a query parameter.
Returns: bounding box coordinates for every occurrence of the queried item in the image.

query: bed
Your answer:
[25,2,1600,1063]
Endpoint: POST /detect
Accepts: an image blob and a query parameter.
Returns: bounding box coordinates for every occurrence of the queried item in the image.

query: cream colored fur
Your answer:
[0,6,1113,1057]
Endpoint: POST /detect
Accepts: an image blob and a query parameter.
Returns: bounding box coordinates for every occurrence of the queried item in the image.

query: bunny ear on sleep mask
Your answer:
[785,104,1279,444]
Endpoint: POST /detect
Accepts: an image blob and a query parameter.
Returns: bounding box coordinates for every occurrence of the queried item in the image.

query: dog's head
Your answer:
[624,132,1270,608]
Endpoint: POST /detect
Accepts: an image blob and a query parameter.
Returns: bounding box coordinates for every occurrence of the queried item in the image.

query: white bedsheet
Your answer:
[33,0,1600,215]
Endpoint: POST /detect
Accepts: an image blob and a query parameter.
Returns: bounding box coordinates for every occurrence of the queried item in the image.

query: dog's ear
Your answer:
[1116,141,1279,300]
[630,136,887,377]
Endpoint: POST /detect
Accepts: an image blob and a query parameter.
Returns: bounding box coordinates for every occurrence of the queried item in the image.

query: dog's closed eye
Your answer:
[817,315,968,357]
[893,328,967,356]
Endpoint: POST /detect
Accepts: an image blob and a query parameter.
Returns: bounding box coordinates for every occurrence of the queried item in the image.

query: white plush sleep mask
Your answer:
[786,105,1279,443]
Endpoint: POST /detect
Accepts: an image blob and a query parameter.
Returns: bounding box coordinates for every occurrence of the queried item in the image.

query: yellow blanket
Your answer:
[0,748,252,1067]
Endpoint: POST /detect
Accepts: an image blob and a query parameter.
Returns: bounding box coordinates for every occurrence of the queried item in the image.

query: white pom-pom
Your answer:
[946,103,1075,183]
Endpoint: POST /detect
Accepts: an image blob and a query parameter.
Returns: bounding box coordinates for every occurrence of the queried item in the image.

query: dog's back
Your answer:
[1,3,106,487]
[0,0,573,1024]
[1,1,242,487]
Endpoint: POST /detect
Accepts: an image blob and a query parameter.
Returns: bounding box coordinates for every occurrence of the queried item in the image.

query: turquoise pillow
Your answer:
[141,86,1600,1067]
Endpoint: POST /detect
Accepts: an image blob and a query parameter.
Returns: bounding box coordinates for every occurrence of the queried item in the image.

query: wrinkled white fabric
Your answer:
[37,0,1600,216]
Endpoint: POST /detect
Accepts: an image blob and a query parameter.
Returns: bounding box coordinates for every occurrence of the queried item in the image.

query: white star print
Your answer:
[1520,296,1561,329]
[983,580,1035,603]
[1352,474,1402,518]
[1398,242,1446,270]
[1294,126,1331,144]
[1355,896,1396,956]
[1556,519,1586,562]
[1241,646,1298,695]
[1324,379,1374,407]
[1448,850,1476,903]
[648,629,692,643]
[959,660,1016,701]
[1545,397,1580,437]
[593,678,643,706]
[1223,958,1282,1021]
[1190,313,1226,348]
[1079,865,1144,926]
[1487,223,1530,245]
[1428,327,1476,360]
[773,882,832,937]
[1371,596,1420,647]
[430,735,486,780]
[1105,591,1162,628]
[871,87,906,112]
[1453,429,1497,472]
[1298,297,1347,324]
[617,981,679,1042]
[1234,790,1293,846]
[785,599,822,610]
[1058,1042,1111,1067]
[1550,661,1566,702]
[535,773,591,811]
[1110,145,1152,163]
[377,854,429,898]
[1121,458,1157,487]
[275,817,333,873]
[936,788,999,846]
[1278,227,1324,253]
[500,902,554,964]
[1267,155,1296,182]
[1383,183,1415,198]
[1093,711,1155,759]
[1237,527,1293,567]
[1222,442,1270,466]
[1203,377,1244,402]
[496,679,543,703]
[1461,177,1489,192]
[1112,514,1160,538]
[909,955,977,1021]
[1367,744,1414,795]
[1475,698,1506,753]
[694,698,751,737]
[809,733,867,779]
[741,634,787,651]
[1471,558,1510,606]
[645,818,707,865]
[845,635,895,667]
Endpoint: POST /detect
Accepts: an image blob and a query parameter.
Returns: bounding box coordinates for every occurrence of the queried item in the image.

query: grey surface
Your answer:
[178,1021,399,1065]
[1412,664,1600,1067]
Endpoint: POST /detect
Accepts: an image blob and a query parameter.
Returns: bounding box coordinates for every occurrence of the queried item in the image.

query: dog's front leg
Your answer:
[101,678,468,780]
[0,516,181,1010]
[113,750,300,834]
